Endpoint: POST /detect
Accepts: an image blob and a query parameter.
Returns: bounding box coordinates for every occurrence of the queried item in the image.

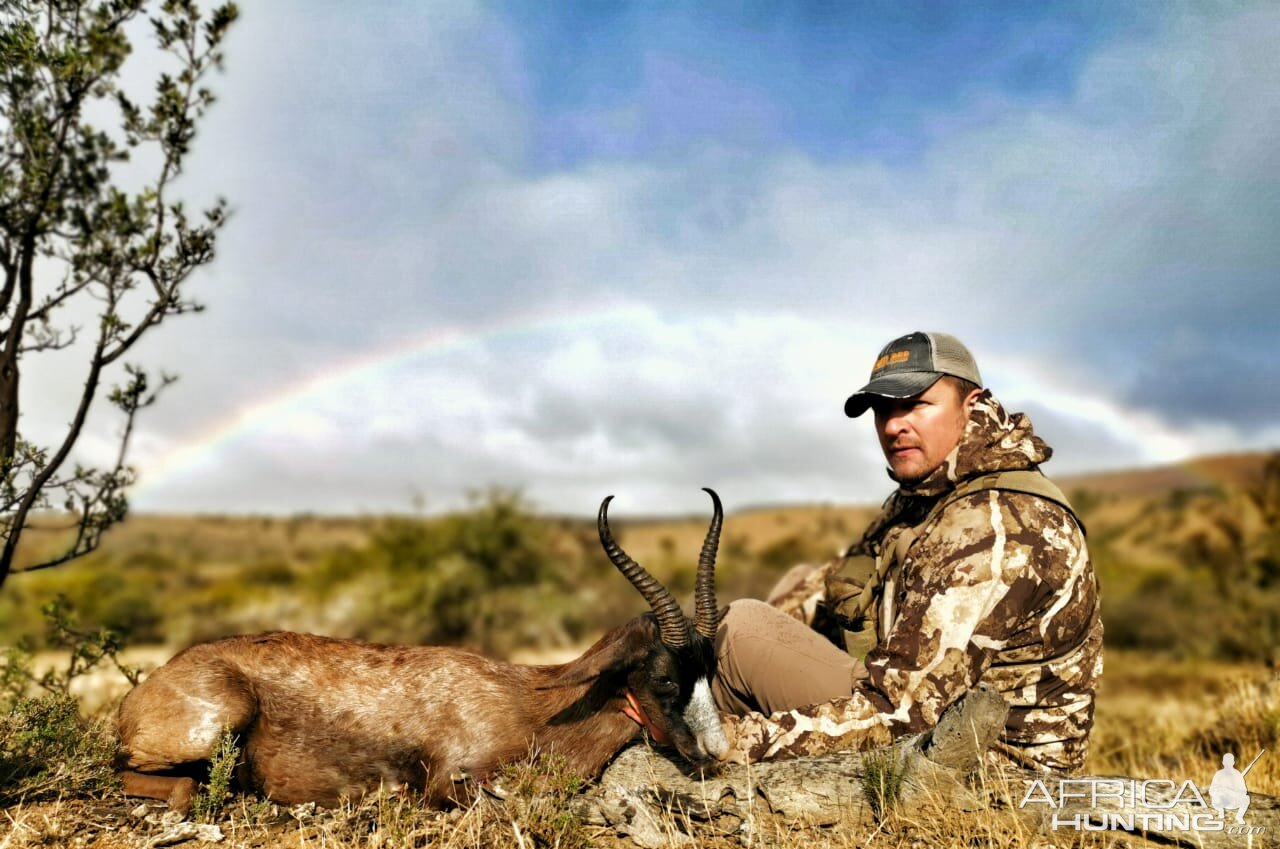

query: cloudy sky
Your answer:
[31,0,1280,516]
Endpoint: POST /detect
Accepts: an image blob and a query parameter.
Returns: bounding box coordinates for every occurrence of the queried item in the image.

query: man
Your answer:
[713,331,1103,772]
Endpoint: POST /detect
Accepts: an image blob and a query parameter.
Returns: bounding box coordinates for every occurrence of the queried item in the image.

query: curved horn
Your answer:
[598,495,689,648]
[694,487,722,639]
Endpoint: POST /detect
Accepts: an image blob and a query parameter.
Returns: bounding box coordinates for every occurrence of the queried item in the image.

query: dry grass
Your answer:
[1089,650,1279,797]
[1,650,1275,848]
[0,779,1168,848]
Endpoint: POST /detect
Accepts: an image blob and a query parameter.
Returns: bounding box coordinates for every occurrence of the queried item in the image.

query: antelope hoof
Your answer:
[167,777,197,816]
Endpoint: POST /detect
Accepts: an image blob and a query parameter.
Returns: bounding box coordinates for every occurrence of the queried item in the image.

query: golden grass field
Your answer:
[0,648,1274,848]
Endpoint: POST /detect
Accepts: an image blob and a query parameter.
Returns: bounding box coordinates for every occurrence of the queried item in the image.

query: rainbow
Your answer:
[133,309,1248,508]
[132,301,655,498]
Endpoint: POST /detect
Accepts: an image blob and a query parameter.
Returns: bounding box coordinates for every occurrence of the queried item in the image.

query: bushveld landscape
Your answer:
[2,0,1276,845]
[1,451,1277,848]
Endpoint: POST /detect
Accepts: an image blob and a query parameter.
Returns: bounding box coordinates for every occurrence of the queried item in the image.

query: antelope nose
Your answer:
[701,724,729,760]
[682,677,727,759]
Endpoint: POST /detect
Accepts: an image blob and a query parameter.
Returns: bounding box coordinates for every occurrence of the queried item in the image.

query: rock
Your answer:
[579,683,1015,843]
[920,682,1007,770]
[148,822,224,847]
[577,784,694,848]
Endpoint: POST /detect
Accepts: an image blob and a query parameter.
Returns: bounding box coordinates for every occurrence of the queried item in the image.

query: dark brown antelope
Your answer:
[117,490,728,809]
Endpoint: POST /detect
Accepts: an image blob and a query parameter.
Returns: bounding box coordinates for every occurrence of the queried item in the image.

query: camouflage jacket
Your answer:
[723,392,1103,772]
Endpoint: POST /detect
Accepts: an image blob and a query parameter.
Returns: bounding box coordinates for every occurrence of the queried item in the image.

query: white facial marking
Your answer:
[683,677,728,759]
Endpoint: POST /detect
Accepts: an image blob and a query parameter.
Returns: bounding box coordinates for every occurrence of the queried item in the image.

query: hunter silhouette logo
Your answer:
[1210,750,1263,824]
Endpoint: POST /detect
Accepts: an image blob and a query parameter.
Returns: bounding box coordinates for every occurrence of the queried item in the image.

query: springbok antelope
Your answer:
[117,490,729,809]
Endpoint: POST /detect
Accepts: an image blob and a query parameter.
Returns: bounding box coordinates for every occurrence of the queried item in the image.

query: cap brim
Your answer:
[844,372,941,418]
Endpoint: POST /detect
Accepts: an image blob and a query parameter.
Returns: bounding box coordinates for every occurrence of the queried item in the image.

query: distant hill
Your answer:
[1056,452,1269,498]
[3,449,1275,661]
[717,450,1274,514]
[13,451,1272,579]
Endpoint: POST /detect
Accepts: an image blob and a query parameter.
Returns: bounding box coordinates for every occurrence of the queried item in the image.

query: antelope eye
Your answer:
[654,676,677,691]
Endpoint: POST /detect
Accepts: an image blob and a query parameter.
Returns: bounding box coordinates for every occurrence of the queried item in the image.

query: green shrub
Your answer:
[0,564,163,646]
[759,533,827,572]
[0,691,119,804]
[1104,568,1280,661]
[862,747,910,821]
[192,729,241,822]
[0,599,131,805]
[237,558,296,588]
[316,489,586,652]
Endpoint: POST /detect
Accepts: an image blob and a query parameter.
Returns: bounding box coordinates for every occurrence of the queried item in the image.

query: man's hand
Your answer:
[718,712,775,764]
[718,714,751,764]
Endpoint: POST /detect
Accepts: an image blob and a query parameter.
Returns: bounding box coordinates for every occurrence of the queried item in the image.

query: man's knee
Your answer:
[716,599,803,672]
[716,599,777,651]
[714,598,860,717]
[713,600,764,714]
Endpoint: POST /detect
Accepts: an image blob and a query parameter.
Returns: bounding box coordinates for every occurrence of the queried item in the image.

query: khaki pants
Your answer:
[712,598,867,717]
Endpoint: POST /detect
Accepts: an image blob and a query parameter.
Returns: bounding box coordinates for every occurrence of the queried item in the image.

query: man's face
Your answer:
[872,378,980,484]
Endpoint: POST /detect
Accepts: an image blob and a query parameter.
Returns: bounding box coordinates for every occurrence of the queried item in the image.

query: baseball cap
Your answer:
[844,331,982,418]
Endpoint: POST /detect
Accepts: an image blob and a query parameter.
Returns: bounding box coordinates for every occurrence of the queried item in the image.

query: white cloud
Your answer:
[20,1,1276,515]
[132,309,1267,515]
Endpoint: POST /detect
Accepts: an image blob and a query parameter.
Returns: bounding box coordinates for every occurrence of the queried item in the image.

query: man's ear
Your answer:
[963,387,983,414]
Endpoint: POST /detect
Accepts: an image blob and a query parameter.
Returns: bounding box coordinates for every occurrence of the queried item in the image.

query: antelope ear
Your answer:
[538,616,657,690]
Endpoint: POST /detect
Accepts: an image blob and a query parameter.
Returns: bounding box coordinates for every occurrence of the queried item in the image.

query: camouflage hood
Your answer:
[903,390,1052,497]
[860,391,1053,550]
